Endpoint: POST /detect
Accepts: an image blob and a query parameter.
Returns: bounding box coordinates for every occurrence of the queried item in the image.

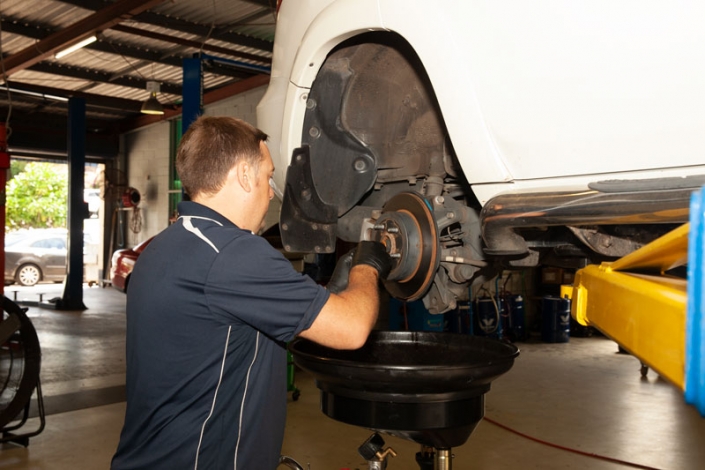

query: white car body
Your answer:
[257,0,704,312]
[260,0,705,200]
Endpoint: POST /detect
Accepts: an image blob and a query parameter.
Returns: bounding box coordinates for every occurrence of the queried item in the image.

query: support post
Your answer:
[59,97,87,310]
[182,57,202,135]
[686,186,705,415]
[180,57,202,202]
[0,124,9,297]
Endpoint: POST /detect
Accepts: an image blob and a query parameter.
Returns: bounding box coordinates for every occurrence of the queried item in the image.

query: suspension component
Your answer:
[367,192,440,302]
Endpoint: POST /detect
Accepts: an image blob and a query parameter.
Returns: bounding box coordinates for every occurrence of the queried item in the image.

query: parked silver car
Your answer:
[4,229,70,286]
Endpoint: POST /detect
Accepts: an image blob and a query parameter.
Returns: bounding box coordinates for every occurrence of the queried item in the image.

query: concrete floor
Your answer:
[1,285,704,469]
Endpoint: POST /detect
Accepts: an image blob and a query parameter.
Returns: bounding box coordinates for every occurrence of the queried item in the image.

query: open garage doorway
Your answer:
[4,158,106,290]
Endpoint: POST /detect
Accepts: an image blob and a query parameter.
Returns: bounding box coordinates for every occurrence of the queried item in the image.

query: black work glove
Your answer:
[326,249,355,294]
[352,241,392,280]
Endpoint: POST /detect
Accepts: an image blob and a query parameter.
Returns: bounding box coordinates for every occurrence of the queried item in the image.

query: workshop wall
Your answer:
[121,85,276,247]
[123,122,170,243]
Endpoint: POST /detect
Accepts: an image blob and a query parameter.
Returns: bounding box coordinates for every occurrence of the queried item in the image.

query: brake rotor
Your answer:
[369,192,440,301]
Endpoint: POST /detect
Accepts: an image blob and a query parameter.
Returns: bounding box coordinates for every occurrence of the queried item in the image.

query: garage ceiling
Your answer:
[0,0,276,159]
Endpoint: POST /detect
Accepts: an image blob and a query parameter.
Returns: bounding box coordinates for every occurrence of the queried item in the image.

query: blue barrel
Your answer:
[476,297,502,339]
[541,296,571,343]
[508,295,527,341]
[442,302,474,335]
[499,297,511,336]
[388,298,443,332]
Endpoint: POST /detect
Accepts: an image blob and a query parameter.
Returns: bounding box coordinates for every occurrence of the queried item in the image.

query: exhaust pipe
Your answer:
[480,188,692,256]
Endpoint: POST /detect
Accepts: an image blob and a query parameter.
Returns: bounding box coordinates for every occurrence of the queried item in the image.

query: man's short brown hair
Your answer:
[176,116,268,198]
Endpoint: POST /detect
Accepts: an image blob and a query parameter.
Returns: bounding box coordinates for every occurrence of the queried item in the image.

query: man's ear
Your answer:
[236,161,251,192]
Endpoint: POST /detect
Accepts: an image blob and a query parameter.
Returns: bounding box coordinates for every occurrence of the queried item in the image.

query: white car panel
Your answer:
[257,0,703,314]
[379,0,705,181]
[260,0,705,197]
[289,0,383,87]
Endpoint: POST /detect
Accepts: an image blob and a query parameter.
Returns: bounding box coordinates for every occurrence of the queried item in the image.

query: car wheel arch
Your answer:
[302,32,454,220]
[283,32,487,313]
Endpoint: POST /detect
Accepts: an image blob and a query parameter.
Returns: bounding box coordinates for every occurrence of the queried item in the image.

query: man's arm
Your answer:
[297,264,380,349]
[297,241,391,349]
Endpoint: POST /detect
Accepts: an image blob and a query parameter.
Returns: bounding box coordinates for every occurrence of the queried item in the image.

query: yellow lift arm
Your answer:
[564,224,688,388]
[564,185,704,416]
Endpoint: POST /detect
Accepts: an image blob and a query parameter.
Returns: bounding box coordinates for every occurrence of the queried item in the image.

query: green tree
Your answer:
[6,162,68,230]
[10,160,27,178]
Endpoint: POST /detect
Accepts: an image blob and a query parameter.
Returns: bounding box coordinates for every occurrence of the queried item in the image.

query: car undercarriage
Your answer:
[279,34,694,314]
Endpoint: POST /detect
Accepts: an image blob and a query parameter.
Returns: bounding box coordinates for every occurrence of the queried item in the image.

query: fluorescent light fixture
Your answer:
[0,86,68,102]
[55,35,97,59]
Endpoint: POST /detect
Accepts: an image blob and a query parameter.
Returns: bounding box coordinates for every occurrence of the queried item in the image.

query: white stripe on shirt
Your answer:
[194,326,232,470]
[233,332,260,470]
[179,216,222,253]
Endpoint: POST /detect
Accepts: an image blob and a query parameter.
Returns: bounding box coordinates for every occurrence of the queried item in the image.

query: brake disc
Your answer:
[368,192,440,301]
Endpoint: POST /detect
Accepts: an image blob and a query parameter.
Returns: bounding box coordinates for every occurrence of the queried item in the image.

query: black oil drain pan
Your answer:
[289,331,519,448]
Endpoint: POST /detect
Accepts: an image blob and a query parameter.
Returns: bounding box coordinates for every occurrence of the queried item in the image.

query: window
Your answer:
[31,238,66,249]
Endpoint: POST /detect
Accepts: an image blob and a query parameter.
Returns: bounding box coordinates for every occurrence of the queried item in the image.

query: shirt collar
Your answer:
[177,201,238,229]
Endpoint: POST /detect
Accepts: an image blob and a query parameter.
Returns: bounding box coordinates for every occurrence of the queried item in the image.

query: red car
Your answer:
[110,237,154,293]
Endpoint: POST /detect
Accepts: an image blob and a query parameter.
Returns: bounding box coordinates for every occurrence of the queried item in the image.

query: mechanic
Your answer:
[111,116,391,470]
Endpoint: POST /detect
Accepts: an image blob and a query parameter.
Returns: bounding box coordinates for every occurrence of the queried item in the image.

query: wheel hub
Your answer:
[368,192,440,301]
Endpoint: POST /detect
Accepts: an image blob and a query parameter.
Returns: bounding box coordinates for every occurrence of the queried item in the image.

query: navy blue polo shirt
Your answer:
[112,201,329,470]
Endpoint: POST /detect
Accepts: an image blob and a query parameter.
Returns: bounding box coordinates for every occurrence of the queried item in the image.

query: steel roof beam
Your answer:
[111,24,272,64]
[1,81,144,112]
[0,18,253,80]
[28,62,183,96]
[57,0,274,52]
[133,12,274,52]
[3,0,168,76]
[91,41,254,79]
[0,17,52,40]
[242,0,277,8]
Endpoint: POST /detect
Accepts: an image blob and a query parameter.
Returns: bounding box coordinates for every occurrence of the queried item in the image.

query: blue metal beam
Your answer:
[686,186,705,415]
[182,57,202,135]
[59,97,87,310]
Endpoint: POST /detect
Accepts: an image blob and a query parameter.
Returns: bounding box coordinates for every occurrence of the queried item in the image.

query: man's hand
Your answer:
[352,241,392,280]
[326,241,392,294]
[326,249,355,294]
[303,241,389,349]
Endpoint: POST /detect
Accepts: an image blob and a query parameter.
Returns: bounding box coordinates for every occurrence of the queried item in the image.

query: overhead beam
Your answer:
[0,93,128,126]
[243,0,277,8]
[3,0,167,76]
[196,10,275,55]
[2,81,144,112]
[7,111,120,160]
[111,24,272,64]
[220,7,273,28]
[136,12,275,52]
[0,18,253,80]
[0,17,52,40]
[92,41,254,79]
[57,0,274,52]
[28,62,182,96]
